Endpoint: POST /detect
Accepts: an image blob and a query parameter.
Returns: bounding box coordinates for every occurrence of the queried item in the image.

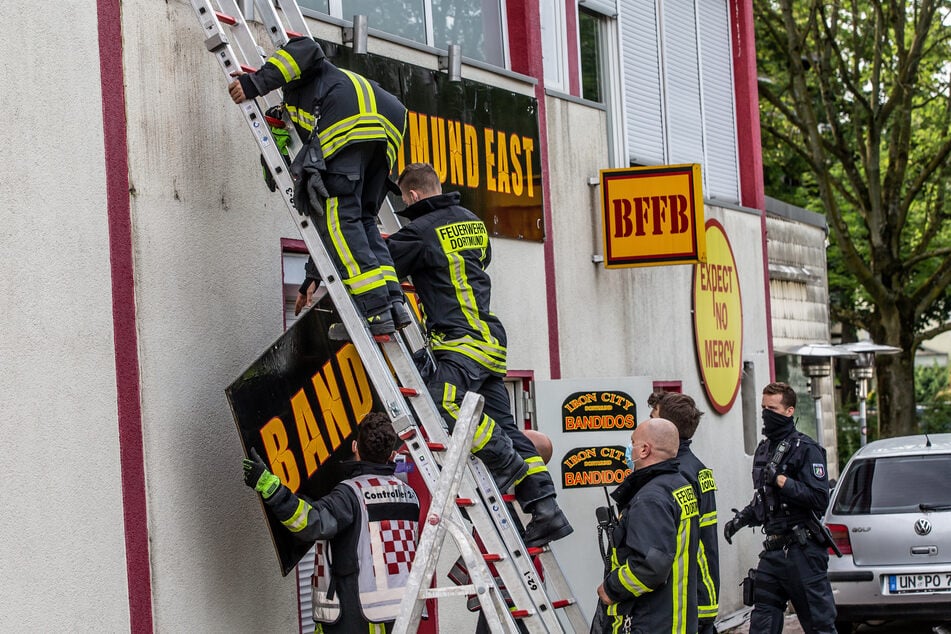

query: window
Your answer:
[300,0,505,66]
[618,0,740,203]
[578,8,604,102]
[833,455,951,515]
[540,0,569,91]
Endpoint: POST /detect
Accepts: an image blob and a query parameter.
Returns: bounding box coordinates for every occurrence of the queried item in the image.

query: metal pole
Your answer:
[857,377,869,447]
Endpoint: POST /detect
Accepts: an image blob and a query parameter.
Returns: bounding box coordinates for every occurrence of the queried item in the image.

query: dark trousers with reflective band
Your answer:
[320,142,402,318]
[428,351,555,509]
[750,540,836,634]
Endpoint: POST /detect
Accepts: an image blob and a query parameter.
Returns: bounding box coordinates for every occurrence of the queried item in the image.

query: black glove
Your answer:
[723,508,746,545]
[243,448,280,499]
[762,463,778,486]
[290,142,329,218]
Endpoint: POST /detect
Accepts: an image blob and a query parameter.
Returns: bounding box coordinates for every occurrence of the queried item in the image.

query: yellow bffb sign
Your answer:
[600,164,706,268]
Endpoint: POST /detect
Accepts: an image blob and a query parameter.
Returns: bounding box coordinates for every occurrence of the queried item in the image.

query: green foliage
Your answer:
[756,0,951,437]
[915,363,951,433]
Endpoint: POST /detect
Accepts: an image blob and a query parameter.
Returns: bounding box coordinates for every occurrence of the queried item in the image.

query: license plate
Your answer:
[887,572,951,593]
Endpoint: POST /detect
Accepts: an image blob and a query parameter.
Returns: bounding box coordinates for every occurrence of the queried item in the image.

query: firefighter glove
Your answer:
[290,141,329,218]
[243,448,281,499]
[723,508,746,545]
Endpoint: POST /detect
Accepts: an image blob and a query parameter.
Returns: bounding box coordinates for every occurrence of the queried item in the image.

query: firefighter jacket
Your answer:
[387,192,508,375]
[602,460,699,634]
[737,415,830,534]
[239,37,406,169]
[263,461,420,625]
[677,440,719,624]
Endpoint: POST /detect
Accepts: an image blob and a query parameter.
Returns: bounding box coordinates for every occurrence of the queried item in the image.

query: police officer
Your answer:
[243,412,420,633]
[723,382,837,634]
[655,392,720,633]
[386,162,572,547]
[229,37,408,334]
[596,418,699,633]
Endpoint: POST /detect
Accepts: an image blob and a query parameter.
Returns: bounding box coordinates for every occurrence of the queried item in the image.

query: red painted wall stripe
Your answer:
[564,0,580,97]
[97,2,154,630]
[507,1,562,379]
[730,0,774,378]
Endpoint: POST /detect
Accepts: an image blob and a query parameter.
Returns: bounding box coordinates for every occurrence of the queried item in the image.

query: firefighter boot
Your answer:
[522,496,574,548]
[328,307,395,340]
[391,300,413,330]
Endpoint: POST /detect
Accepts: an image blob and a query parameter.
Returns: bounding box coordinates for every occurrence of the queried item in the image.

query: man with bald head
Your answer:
[596,419,700,633]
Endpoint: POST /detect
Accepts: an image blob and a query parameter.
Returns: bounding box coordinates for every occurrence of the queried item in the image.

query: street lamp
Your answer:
[836,341,902,447]
[776,343,857,446]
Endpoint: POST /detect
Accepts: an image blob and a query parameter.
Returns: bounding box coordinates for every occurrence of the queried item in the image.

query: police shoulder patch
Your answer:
[812,463,826,479]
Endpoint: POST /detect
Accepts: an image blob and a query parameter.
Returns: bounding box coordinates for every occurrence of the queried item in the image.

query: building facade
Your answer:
[4,0,796,630]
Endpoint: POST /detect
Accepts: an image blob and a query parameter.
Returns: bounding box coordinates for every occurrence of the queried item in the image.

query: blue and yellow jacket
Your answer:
[238,37,406,168]
[387,192,508,376]
[603,460,699,634]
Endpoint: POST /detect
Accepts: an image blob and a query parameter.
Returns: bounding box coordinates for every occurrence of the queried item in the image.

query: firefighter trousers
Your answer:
[428,351,555,509]
[318,142,402,319]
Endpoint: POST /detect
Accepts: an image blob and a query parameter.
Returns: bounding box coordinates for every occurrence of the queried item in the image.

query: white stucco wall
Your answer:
[544,97,774,615]
[1,4,131,630]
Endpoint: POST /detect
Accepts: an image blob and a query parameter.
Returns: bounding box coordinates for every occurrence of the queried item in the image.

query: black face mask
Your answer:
[762,408,794,440]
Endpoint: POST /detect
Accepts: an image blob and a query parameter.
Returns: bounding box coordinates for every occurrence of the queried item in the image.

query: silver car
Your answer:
[824,433,951,631]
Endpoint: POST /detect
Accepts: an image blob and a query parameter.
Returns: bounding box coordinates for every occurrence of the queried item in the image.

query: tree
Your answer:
[755,0,951,437]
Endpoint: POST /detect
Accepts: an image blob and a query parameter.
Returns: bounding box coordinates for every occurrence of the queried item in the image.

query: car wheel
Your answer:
[834,621,853,634]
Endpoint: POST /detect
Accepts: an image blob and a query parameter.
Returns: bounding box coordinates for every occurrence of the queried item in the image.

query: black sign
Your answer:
[561,390,638,432]
[226,298,382,576]
[317,39,544,241]
[561,445,631,489]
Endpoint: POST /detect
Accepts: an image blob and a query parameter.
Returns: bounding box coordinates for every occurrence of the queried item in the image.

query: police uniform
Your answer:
[386,192,553,509]
[262,461,420,633]
[736,414,836,634]
[600,460,699,634]
[238,37,406,320]
[677,440,720,633]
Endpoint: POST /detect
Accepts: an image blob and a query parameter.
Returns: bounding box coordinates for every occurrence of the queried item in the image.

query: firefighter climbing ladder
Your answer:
[189,1,587,631]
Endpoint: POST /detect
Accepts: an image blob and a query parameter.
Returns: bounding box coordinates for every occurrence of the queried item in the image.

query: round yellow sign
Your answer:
[692,220,742,413]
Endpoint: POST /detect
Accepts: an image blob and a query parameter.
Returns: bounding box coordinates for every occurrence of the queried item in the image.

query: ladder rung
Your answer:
[526,546,544,557]
[286,29,303,38]
[510,609,532,619]
[239,64,256,73]
[455,497,475,507]
[427,442,446,451]
[399,387,420,396]
[398,428,417,441]
[551,598,576,609]
[501,493,516,503]
[483,553,503,562]
[215,10,236,25]
[373,333,394,343]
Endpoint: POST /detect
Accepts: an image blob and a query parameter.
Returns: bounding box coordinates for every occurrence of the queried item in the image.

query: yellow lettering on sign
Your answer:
[509,134,523,196]
[292,388,331,478]
[337,343,373,425]
[409,112,430,164]
[311,362,350,465]
[495,130,511,194]
[484,127,497,192]
[448,120,464,187]
[464,124,480,188]
[430,116,448,182]
[260,416,301,492]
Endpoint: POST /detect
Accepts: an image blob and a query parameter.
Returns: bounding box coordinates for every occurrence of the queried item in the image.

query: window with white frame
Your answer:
[299,0,505,66]
[619,0,740,203]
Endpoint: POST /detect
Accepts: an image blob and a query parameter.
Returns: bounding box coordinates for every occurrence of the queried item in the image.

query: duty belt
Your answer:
[763,528,814,551]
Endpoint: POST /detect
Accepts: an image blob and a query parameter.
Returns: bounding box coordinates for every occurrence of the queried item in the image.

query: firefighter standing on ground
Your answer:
[596,418,699,633]
[652,392,720,633]
[229,37,409,334]
[723,382,837,634]
[243,412,420,633]
[386,162,573,547]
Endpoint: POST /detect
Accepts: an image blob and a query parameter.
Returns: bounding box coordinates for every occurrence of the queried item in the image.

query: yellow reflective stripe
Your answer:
[282,498,309,533]
[523,455,548,477]
[472,414,495,451]
[285,104,315,132]
[431,341,506,374]
[380,265,398,283]
[266,48,301,83]
[342,69,377,116]
[344,268,388,295]
[700,510,717,527]
[445,251,494,342]
[431,332,507,356]
[671,512,691,634]
[325,197,360,278]
[697,540,718,618]
[699,604,719,619]
[616,562,650,597]
[368,623,385,634]
[320,118,391,158]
